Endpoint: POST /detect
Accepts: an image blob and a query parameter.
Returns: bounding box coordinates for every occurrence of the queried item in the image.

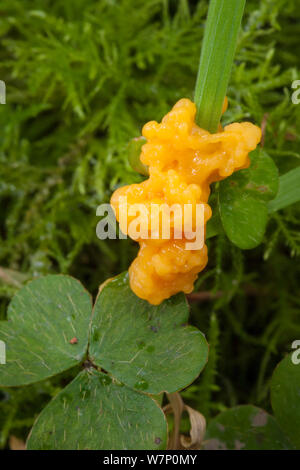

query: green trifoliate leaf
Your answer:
[27,369,167,450]
[0,275,92,387]
[219,148,279,249]
[89,272,208,394]
[204,405,292,450]
[271,353,300,449]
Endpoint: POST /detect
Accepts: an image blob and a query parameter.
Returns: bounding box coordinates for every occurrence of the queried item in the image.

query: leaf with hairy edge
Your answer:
[219,148,279,249]
[204,405,292,450]
[271,354,300,448]
[89,272,208,394]
[27,369,167,450]
[0,275,92,387]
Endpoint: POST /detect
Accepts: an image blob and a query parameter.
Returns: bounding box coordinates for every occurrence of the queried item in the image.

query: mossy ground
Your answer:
[0,0,299,447]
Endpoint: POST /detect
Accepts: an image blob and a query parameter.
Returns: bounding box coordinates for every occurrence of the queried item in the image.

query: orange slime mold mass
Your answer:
[110,99,261,305]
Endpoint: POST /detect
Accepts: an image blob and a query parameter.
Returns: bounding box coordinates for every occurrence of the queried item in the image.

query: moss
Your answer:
[0,0,299,447]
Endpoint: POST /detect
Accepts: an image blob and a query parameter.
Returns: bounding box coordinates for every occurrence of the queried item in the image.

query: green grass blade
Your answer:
[268,167,300,213]
[194,0,246,132]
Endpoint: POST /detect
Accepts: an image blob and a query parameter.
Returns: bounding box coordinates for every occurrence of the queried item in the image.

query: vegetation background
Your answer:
[0,0,299,448]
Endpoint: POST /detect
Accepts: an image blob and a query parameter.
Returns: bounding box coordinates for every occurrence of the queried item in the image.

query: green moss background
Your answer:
[0,0,299,448]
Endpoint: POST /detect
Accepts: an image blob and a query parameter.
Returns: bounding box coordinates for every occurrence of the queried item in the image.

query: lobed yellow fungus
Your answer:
[111,99,261,305]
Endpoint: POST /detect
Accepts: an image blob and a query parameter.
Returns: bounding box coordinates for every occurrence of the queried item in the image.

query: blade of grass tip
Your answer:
[194,0,246,133]
[127,137,148,176]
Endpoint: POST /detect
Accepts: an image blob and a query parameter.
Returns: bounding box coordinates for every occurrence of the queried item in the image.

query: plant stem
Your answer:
[194,0,246,133]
